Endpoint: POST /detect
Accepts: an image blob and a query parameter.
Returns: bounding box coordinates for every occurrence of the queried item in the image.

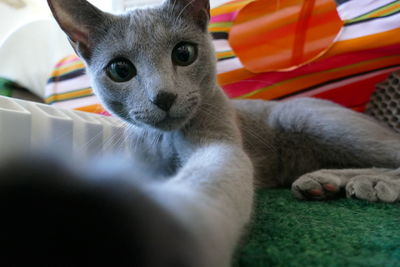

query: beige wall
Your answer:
[0,0,228,43]
[0,0,113,43]
[0,0,50,42]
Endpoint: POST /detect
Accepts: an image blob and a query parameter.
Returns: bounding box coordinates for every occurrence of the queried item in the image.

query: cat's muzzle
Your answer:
[129,109,188,131]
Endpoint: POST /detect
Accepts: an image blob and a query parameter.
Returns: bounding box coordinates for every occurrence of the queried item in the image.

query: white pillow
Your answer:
[0,19,74,98]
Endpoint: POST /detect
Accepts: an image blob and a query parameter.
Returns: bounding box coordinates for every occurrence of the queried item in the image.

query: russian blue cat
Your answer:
[1,0,399,266]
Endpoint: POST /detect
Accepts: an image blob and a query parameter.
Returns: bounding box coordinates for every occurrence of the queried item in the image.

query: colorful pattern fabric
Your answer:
[45,55,108,114]
[212,0,400,111]
[45,0,400,113]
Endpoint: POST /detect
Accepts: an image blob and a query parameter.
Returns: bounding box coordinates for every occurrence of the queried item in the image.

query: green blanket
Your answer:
[235,189,400,267]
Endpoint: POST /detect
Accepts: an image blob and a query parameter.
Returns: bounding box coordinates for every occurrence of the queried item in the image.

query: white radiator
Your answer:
[0,96,128,159]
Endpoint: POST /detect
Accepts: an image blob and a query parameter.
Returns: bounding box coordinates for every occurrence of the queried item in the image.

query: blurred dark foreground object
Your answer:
[0,155,200,267]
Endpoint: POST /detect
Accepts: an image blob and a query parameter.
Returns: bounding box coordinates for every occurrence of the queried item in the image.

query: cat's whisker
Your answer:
[131,110,145,115]
[79,128,107,156]
[150,132,162,149]
[101,123,130,154]
[187,96,199,102]
[171,0,178,13]
[187,90,200,96]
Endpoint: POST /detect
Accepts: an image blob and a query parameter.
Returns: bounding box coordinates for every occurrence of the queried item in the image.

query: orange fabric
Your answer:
[218,27,400,86]
[292,0,317,66]
[210,0,253,16]
[321,27,400,59]
[229,0,343,72]
[74,104,106,114]
[241,55,400,99]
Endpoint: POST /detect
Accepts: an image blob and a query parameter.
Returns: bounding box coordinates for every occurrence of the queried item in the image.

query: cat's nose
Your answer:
[151,91,177,111]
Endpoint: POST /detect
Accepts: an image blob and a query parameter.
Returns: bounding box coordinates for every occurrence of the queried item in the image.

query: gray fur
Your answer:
[237,97,400,188]
[48,0,400,265]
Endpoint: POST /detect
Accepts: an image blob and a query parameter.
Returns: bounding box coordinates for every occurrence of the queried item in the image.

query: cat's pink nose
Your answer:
[152,91,177,111]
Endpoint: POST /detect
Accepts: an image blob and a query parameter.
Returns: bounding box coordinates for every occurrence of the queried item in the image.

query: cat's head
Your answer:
[48,0,215,131]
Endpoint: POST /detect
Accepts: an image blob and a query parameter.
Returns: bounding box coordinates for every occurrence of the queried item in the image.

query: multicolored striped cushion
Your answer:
[213,0,400,111]
[45,56,108,114]
[45,0,400,114]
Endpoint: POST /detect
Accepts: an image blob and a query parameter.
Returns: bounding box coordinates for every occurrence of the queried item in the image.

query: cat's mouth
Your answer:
[103,101,184,130]
[152,114,188,131]
[129,110,190,131]
[107,97,200,131]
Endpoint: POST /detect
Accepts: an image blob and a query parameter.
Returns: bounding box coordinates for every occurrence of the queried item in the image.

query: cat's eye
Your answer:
[172,42,198,66]
[106,58,136,83]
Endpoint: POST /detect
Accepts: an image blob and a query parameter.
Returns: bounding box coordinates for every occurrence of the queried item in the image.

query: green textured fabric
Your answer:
[235,189,400,267]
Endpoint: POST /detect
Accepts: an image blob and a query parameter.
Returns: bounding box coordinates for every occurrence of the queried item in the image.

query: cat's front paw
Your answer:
[291,170,344,200]
[346,175,400,203]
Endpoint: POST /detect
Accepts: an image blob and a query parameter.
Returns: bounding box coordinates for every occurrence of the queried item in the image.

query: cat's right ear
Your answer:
[47,0,111,60]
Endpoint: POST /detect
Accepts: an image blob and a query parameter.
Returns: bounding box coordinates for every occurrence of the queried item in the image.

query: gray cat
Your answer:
[46,0,400,266]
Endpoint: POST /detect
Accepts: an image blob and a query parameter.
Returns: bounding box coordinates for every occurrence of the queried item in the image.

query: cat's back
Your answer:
[232,99,278,135]
[232,99,277,118]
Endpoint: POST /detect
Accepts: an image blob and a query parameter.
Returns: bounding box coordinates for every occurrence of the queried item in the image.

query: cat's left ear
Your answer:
[47,0,113,60]
[164,0,210,31]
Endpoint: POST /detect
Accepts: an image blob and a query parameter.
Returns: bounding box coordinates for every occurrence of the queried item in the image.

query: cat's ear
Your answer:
[165,0,210,31]
[47,0,111,60]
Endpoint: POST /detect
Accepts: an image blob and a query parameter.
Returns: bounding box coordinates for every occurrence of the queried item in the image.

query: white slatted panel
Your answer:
[0,96,129,159]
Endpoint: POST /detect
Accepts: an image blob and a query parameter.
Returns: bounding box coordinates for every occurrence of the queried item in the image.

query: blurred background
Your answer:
[0,0,227,103]
[0,0,227,43]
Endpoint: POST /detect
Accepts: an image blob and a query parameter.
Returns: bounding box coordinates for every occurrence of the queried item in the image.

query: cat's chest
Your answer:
[129,128,199,176]
[162,132,195,167]
[139,131,194,176]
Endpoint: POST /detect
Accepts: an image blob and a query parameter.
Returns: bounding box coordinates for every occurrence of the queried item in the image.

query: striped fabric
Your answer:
[45,55,108,114]
[212,0,400,111]
[345,0,400,25]
[45,0,400,113]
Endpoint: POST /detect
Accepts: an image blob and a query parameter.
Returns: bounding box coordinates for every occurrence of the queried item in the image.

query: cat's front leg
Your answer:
[149,143,254,267]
